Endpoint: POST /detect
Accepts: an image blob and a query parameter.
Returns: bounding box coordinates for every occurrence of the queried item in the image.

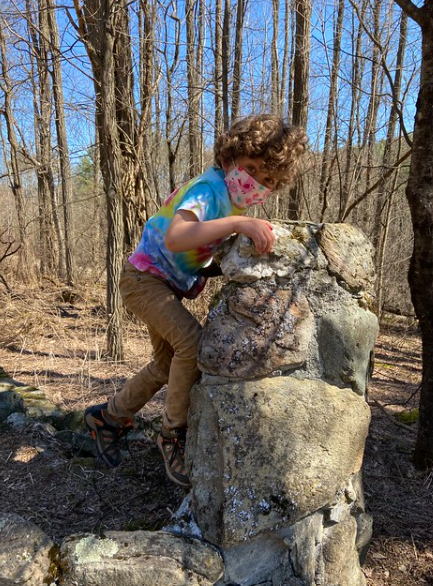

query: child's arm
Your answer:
[165,210,275,254]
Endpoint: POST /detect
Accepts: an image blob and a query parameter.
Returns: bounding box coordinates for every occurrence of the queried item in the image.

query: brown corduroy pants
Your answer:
[107,262,202,430]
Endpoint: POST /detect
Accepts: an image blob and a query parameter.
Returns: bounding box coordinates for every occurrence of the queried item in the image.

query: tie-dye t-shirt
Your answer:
[128,166,245,297]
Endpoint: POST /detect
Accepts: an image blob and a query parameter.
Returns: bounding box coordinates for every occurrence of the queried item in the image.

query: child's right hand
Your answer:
[233,217,275,254]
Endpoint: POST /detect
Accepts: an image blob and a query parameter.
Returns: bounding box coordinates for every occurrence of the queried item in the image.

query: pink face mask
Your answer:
[224,166,272,209]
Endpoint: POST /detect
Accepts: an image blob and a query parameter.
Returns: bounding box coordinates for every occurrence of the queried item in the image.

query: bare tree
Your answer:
[280,0,291,118]
[74,0,141,359]
[47,0,75,286]
[392,0,433,469]
[160,0,183,193]
[288,0,311,219]
[340,0,367,219]
[231,0,246,123]
[186,0,200,177]
[27,0,62,277]
[0,19,33,281]
[318,0,344,220]
[373,12,408,316]
[213,0,224,142]
[221,0,231,130]
[271,0,280,114]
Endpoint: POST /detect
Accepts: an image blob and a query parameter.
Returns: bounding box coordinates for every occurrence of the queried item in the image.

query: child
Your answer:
[85,114,307,488]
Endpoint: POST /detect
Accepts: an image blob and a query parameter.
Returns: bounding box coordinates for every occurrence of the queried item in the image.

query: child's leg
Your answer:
[108,263,202,428]
[108,325,173,417]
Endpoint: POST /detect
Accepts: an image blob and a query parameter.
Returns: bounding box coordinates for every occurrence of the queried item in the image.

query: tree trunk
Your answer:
[76,0,126,359]
[0,21,33,281]
[318,0,344,220]
[280,0,290,118]
[197,0,205,172]
[287,0,296,119]
[92,135,102,265]
[186,0,200,177]
[363,0,384,201]
[136,0,157,224]
[271,0,281,114]
[162,2,181,193]
[372,11,408,299]
[396,0,433,469]
[27,0,59,277]
[214,0,223,142]
[340,0,367,220]
[47,0,75,287]
[388,0,433,469]
[231,0,246,123]
[288,0,311,219]
[75,0,155,358]
[222,0,231,130]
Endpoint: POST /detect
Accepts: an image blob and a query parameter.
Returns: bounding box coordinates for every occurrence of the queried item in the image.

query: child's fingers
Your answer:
[253,225,274,253]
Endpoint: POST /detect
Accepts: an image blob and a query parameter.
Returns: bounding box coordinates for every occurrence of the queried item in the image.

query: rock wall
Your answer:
[187,221,378,585]
[0,221,377,586]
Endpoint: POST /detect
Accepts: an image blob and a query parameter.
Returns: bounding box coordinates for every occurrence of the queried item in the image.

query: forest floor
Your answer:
[0,281,432,586]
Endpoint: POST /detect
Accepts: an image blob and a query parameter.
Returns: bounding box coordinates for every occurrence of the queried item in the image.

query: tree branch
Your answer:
[392,0,424,26]
[349,0,413,149]
[341,149,412,221]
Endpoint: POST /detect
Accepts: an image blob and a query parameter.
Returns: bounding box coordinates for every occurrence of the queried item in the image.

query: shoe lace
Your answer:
[167,434,186,467]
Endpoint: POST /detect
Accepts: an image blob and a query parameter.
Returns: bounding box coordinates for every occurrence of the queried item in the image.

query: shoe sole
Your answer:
[85,411,120,468]
[157,434,191,489]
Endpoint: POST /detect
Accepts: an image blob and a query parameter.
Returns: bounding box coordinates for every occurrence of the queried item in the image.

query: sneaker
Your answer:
[157,427,191,489]
[85,402,134,468]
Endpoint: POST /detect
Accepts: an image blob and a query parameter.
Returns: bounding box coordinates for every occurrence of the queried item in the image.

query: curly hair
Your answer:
[214,114,308,187]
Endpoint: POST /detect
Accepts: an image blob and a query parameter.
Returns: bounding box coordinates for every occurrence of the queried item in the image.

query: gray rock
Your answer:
[55,430,98,457]
[59,531,224,586]
[4,411,27,429]
[319,516,366,586]
[318,223,376,297]
[280,513,323,584]
[54,409,86,432]
[219,223,320,283]
[355,512,373,565]
[17,388,66,422]
[187,376,371,547]
[0,388,25,421]
[317,301,379,396]
[0,512,57,586]
[216,532,289,586]
[199,280,314,379]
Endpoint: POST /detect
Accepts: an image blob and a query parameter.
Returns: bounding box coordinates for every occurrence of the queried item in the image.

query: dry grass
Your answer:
[0,282,432,585]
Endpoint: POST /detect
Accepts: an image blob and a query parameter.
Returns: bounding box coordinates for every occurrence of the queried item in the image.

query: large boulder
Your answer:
[188,376,370,546]
[0,512,57,586]
[59,531,224,586]
[188,221,377,585]
[199,280,314,379]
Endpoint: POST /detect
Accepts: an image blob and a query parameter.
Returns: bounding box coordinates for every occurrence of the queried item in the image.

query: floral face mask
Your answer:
[224,166,272,209]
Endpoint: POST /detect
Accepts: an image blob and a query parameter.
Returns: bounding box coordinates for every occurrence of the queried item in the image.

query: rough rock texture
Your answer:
[0,375,65,424]
[317,223,376,296]
[188,221,377,585]
[59,531,224,586]
[0,388,24,421]
[188,376,371,546]
[317,301,378,395]
[0,512,57,586]
[199,281,314,378]
[200,222,378,397]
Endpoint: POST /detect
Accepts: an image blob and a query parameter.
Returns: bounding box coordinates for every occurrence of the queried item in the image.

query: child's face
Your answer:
[223,156,278,192]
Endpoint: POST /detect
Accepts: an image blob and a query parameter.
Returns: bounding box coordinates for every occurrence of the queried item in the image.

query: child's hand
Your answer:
[234,218,275,254]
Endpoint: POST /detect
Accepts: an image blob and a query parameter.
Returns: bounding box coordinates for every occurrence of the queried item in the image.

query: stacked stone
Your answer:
[187,221,378,586]
[0,222,378,586]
